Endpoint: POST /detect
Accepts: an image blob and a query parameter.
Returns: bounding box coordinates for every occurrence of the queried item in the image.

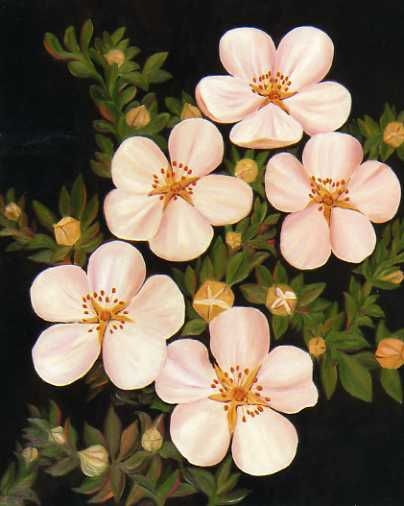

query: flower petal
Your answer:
[210,307,269,372]
[155,339,216,403]
[276,26,334,91]
[219,27,276,81]
[302,132,363,181]
[170,399,231,466]
[195,76,263,123]
[30,265,90,322]
[330,208,376,263]
[111,137,169,194]
[192,175,253,226]
[232,407,298,476]
[230,103,303,149]
[32,323,100,386]
[168,118,224,177]
[102,322,167,390]
[257,345,318,414]
[265,153,311,212]
[149,197,213,261]
[280,204,331,270]
[127,275,185,340]
[104,189,164,240]
[285,81,351,135]
[347,160,401,223]
[87,241,146,302]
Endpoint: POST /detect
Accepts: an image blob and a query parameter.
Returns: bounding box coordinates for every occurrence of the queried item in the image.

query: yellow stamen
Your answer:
[148,162,198,209]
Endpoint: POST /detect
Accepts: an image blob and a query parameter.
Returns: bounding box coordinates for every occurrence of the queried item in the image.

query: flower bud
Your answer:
[22,447,39,464]
[49,426,66,445]
[53,216,81,246]
[375,338,404,369]
[126,105,151,128]
[225,231,242,252]
[265,284,297,316]
[104,49,125,67]
[234,158,259,183]
[380,270,403,285]
[4,202,22,221]
[383,121,404,148]
[78,445,109,477]
[180,103,202,120]
[141,426,164,452]
[308,337,327,358]
[193,280,235,322]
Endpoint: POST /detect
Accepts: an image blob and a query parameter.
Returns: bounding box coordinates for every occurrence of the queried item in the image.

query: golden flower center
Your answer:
[308,176,356,224]
[249,70,296,113]
[148,160,199,209]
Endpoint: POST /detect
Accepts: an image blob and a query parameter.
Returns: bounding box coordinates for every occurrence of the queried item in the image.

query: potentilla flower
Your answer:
[155,307,318,476]
[30,241,185,389]
[104,118,253,261]
[195,27,351,149]
[265,132,401,269]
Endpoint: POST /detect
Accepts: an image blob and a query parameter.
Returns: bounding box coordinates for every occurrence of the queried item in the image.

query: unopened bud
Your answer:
[225,231,242,252]
[180,103,202,120]
[383,121,404,148]
[141,427,163,452]
[234,158,258,183]
[49,426,66,445]
[22,447,39,464]
[53,216,81,246]
[375,338,404,369]
[4,202,22,221]
[126,105,151,128]
[308,337,327,358]
[78,445,109,477]
[104,49,125,67]
[266,284,297,316]
[193,280,235,322]
[380,270,403,285]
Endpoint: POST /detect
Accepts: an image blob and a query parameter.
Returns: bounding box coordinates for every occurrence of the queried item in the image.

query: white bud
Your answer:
[78,445,109,477]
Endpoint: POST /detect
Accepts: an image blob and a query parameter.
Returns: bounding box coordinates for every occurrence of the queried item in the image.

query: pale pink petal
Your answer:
[257,346,318,414]
[127,275,185,340]
[265,153,311,212]
[155,339,216,403]
[330,208,376,263]
[30,265,90,322]
[102,322,167,389]
[168,118,224,177]
[347,161,401,223]
[210,307,269,372]
[149,198,213,261]
[192,175,253,226]
[280,204,331,269]
[302,132,363,181]
[104,189,164,240]
[111,137,169,194]
[232,407,298,476]
[276,26,334,91]
[170,399,231,466]
[230,103,303,149]
[219,27,276,81]
[32,323,100,386]
[87,241,146,302]
[285,81,351,135]
[195,76,263,123]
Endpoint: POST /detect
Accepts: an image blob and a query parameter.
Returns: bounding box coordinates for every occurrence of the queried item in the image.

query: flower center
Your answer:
[148,161,199,209]
[308,176,356,224]
[209,364,270,433]
[249,71,296,113]
[80,287,132,345]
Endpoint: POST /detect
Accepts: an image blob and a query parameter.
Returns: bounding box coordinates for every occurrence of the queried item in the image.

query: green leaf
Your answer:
[273,262,288,283]
[48,400,62,426]
[143,52,168,75]
[81,195,99,228]
[379,102,396,129]
[73,475,105,495]
[185,467,216,497]
[364,304,384,318]
[239,284,267,304]
[159,441,182,462]
[71,174,87,218]
[211,236,228,281]
[123,450,150,472]
[111,465,125,502]
[217,488,250,505]
[380,369,402,403]
[343,292,357,327]
[165,97,182,115]
[171,482,198,498]
[43,32,71,59]
[338,353,372,402]
[327,330,370,351]
[68,60,94,79]
[64,26,80,52]
[149,68,172,84]
[125,482,145,506]
[215,455,233,492]
[255,265,272,287]
[26,234,56,251]
[184,266,197,295]
[119,421,139,460]
[226,252,250,286]
[272,315,289,340]
[32,201,57,231]
[28,249,54,264]
[355,351,379,371]
[320,353,338,400]
[111,26,126,45]
[181,319,207,336]
[298,283,326,307]
[125,71,149,91]
[156,470,180,501]
[58,186,71,216]
[105,406,122,459]
[80,19,94,52]
[46,457,78,477]
[84,423,106,447]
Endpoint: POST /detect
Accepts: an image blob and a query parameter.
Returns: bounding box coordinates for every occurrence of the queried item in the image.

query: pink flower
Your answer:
[30,241,185,389]
[196,26,351,149]
[265,132,401,269]
[104,118,253,261]
[155,307,318,476]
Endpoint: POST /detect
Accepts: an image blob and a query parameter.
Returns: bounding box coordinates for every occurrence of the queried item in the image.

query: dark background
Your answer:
[0,1,403,505]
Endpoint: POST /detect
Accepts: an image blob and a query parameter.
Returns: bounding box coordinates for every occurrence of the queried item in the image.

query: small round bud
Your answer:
[126,105,151,128]
[383,121,404,148]
[193,280,235,322]
[234,158,259,183]
[104,49,125,67]
[180,103,202,120]
[49,426,66,445]
[308,337,327,358]
[141,427,163,452]
[4,202,22,221]
[225,231,242,252]
[22,447,39,464]
[375,338,404,369]
[79,445,109,477]
[380,270,403,285]
[265,284,297,316]
[53,216,81,246]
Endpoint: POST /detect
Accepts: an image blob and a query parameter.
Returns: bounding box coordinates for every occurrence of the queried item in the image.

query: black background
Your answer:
[0,1,403,505]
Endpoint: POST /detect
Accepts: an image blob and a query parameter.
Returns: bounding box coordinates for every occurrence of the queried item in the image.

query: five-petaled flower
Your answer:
[265,132,401,269]
[30,241,185,389]
[196,26,351,149]
[155,307,318,476]
[104,118,253,261]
